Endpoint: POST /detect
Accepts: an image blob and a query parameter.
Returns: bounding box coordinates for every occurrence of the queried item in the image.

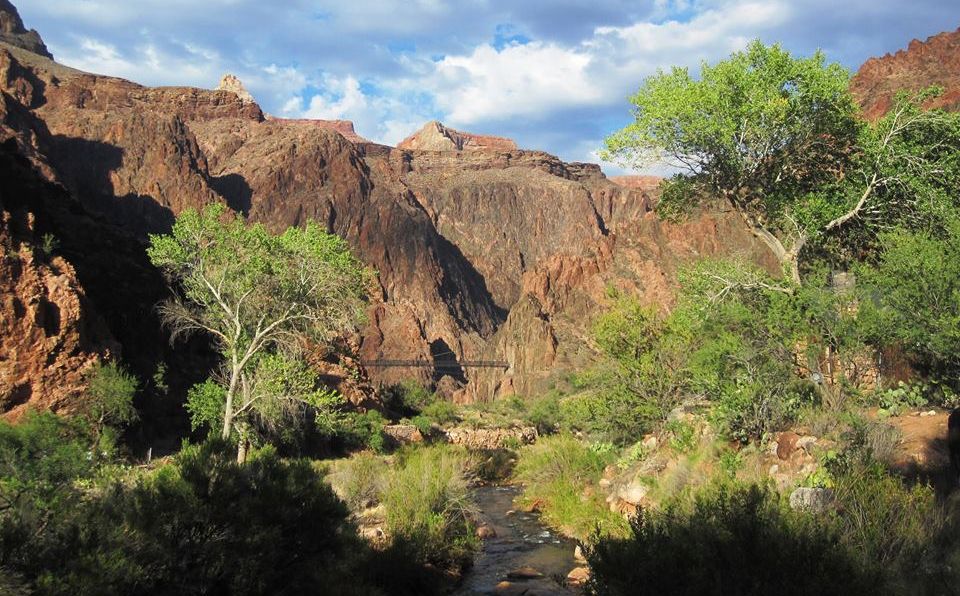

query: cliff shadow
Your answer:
[432,227,509,337]
[430,338,466,384]
[46,135,175,236]
[210,172,252,217]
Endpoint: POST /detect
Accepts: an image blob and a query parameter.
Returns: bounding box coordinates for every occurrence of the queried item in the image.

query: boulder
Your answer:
[574,544,587,564]
[777,432,801,460]
[444,426,537,450]
[795,436,818,452]
[383,424,424,445]
[567,566,591,586]
[789,487,835,513]
[618,481,649,506]
[506,566,544,580]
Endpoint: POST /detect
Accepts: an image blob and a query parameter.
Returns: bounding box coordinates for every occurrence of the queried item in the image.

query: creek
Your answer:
[454,485,579,595]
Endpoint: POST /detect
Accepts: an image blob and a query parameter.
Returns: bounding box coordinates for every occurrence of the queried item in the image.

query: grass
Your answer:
[382,446,479,570]
[513,434,629,540]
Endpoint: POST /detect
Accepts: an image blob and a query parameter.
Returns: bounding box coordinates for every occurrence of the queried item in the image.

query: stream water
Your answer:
[454,485,579,595]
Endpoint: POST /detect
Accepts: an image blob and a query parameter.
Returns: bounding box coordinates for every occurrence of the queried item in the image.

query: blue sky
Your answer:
[16,1,960,174]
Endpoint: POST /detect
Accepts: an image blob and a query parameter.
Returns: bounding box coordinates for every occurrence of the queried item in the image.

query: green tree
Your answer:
[858,219,960,383]
[82,361,138,455]
[568,293,689,444]
[147,204,369,458]
[604,41,958,285]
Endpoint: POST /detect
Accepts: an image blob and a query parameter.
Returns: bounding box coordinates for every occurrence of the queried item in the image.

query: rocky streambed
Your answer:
[456,485,584,595]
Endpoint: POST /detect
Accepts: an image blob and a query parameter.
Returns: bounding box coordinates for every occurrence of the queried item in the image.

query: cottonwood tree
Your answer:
[604,41,959,286]
[148,204,368,458]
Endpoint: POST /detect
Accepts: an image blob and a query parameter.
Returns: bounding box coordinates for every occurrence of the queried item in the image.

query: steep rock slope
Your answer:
[0,0,784,412]
[852,27,960,120]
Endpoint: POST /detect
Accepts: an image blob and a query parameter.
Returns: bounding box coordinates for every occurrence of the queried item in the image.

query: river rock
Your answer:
[618,481,649,506]
[574,544,587,564]
[795,436,818,452]
[789,487,835,513]
[567,566,591,586]
[506,566,544,580]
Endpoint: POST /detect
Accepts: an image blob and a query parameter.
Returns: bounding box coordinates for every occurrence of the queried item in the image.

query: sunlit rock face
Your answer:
[852,27,960,121]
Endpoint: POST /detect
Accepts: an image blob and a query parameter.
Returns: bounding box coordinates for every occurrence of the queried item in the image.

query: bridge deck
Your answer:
[360,359,508,369]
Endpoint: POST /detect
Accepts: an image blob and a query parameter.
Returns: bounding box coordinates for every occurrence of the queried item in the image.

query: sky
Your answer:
[16,0,960,174]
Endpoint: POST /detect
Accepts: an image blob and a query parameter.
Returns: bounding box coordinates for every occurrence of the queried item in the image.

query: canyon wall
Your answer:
[1,1,953,415]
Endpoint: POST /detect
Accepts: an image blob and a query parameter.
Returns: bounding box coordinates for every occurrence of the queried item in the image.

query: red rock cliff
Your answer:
[852,27,960,120]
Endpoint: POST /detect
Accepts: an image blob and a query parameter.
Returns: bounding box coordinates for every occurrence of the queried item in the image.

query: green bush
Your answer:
[60,441,366,595]
[82,361,139,456]
[0,412,96,584]
[421,400,458,426]
[382,446,478,571]
[327,452,389,511]
[341,410,387,452]
[526,392,561,435]
[830,465,946,575]
[587,481,882,596]
[513,434,627,539]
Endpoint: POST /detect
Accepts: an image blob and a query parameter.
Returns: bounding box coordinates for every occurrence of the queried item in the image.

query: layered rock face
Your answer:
[398,121,518,152]
[852,27,960,120]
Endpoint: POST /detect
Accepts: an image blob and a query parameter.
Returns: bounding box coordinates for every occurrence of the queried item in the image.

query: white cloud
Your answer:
[415,0,790,127]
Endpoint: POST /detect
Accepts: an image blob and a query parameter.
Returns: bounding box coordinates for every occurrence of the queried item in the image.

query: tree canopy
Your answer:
[147,204,369,457]
[604,40,960,284]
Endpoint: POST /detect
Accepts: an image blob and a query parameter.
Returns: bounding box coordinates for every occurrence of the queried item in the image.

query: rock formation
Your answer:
[852,27,960,120]
[216,74,256,105]
[1,1,948,417]
[0,0,51,58]
[398,120,518,152]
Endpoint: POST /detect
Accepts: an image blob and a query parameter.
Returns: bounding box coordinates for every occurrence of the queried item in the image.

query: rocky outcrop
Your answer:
[852,27,960,120]
[444,426,537,449]
[398,120,517,152]
[216,74,255,105]
[0,0,51,58]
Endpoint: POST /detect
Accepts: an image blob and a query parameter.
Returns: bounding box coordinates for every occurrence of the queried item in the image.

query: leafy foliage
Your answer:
[148,204,369,453]
[565,294,687,444]
[858,220,960,384]
[81,361,138,455]
[513,434,628,539]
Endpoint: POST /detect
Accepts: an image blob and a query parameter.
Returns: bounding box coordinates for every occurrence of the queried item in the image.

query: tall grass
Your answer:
[513,434,629,539]
[382,446,479,570]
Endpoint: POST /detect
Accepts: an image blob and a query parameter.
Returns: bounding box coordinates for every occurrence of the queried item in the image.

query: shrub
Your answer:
[7,440,383,595]
[587,481,882,595]
[382,446,478,570]
[514,435,627,539]
[341,410,387,452]
[831,465,944,572]
[82,361,139,456]
[327,452,389,511]
[570,296,688,444]
[0,412,96,584]
[421,400,458,426]
[526,392,561,435]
